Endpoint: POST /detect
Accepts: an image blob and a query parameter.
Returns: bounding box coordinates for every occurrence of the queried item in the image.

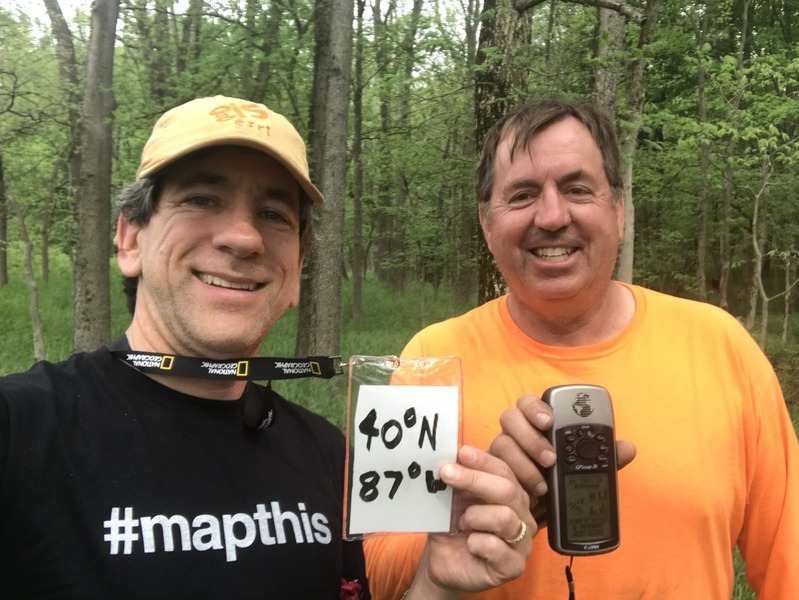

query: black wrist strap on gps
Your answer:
[565,556,575,600]
[110,350,342,381]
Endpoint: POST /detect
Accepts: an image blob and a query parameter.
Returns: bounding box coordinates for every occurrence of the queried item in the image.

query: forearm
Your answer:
[401,544,460,600]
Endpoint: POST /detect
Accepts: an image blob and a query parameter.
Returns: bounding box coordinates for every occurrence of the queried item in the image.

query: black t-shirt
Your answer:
[0,345,369,599]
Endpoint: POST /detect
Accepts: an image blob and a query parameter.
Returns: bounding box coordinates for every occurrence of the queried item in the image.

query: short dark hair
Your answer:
[476,99,623,214]
[115,150,315,314]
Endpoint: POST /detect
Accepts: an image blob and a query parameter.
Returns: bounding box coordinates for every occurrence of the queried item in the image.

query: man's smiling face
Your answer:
[480,116,624,311]
[116,146,304,358]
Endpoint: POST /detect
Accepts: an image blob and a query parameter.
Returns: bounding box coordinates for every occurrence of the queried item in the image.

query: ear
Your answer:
[288,254,304,308]
[115,215,143,277]
[478,206,494,254]
[614,193,626,242]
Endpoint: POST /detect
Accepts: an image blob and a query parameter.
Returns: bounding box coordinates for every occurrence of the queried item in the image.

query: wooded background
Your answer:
[1,0,798,369]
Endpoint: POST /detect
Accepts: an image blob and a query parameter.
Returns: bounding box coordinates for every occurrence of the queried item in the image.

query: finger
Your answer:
[464,530,530,582]
[460,503,537,546]
[617,440,637,469]
[456,443,515,476]
[489,397,556,499]
[490,432,551,499]
[515,394,555,432]
[439,446,530,511]
[497,397,557,468]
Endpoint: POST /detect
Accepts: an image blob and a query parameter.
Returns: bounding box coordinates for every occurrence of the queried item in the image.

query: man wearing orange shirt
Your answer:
[364,99,799,599]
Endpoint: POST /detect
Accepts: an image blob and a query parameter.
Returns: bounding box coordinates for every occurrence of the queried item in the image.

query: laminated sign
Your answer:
[344,356,462,539]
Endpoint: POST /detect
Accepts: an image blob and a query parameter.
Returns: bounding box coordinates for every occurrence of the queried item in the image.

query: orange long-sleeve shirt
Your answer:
[365,284,799,599]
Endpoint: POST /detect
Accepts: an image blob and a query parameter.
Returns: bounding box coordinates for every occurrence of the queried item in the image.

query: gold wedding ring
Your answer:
[504,520,527,546]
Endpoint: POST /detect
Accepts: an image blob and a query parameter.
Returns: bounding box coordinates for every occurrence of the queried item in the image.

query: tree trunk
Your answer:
[131,0,170,105]
[43,0,81,183]
[745,244,761,333]
[759,286,770,350]
[239,0,259,98]
[454,0,482,304]
[177,0,203,77]
[591,6,626,279]
[592,7,624,120]
[243,0,282,101]
[0,152,7,286]
[782,247,796,344]
[40,164,62,283]
[718,0,753,312]
[386,0,424,294]
[295,0,354,357]
[9,198,46,361]
[751,158,773,348]
[350,0,366,321]
[718,162,733,312]
[371,0,402,291]
[43,0,82,278]
[615,0,661,283]
[695,6,711,301]
[475,0,533,303]
[73,0,119,352]
[151,0,171,103]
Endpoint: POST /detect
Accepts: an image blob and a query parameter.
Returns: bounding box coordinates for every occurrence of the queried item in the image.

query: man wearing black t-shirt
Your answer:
[0,96,535,599]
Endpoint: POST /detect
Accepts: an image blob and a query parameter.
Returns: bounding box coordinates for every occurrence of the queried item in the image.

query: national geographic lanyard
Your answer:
[107,337,342,430]
[110,349,342,381]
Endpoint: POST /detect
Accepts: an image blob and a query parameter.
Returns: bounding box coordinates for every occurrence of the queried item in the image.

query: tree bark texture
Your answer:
[371,0,402,290]
[614,0,661,283]
[295,0,354,357]
[0,153,7,286]
[695,6,711,301]
[73,0,119,352]
[9,198,46,360]
[718,0,754,312]
[475,0,532,304]
[454,0,482,304]
[350,0,367,321]
[43,0,82,187]
[593,8,624,120]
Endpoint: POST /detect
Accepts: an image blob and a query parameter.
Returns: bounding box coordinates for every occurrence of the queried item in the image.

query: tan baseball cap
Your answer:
[136,95,324,204]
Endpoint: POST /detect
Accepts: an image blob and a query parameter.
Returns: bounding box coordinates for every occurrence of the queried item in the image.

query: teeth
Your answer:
[534,247,573,258]
[198,273,258,291]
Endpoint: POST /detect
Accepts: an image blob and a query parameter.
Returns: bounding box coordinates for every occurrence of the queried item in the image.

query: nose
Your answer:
[212,203,265,258]
[534,185,571,231]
